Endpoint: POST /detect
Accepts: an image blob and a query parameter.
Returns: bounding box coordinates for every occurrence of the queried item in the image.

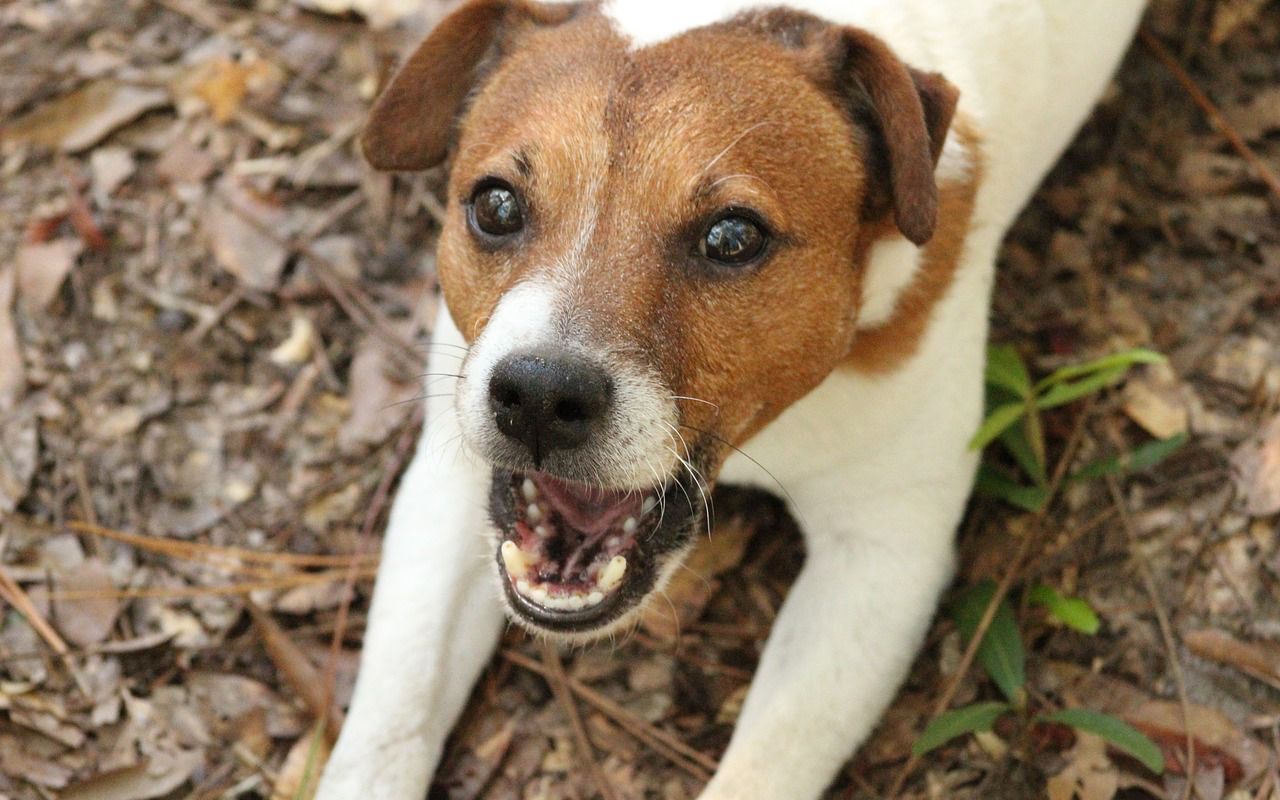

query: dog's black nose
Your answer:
[488,351,612,463]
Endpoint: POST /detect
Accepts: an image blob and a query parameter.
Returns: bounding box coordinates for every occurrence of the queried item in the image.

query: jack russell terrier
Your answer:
[316,1,1146,797]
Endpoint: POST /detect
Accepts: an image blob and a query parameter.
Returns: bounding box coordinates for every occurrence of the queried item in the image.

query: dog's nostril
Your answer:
[492,382,521,410]
[554,398,589,424]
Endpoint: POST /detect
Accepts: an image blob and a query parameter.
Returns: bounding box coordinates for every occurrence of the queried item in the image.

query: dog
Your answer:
[315,1,1146,797]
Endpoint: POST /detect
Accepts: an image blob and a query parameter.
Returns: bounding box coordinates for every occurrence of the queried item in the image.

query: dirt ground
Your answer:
[1,0,1279,798]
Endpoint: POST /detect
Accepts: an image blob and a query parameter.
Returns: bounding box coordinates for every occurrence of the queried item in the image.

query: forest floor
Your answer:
[1,0,1279,798]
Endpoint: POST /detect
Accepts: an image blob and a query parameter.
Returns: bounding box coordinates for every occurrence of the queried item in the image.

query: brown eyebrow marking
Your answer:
[513,147,533,179]
[694,172,777,201]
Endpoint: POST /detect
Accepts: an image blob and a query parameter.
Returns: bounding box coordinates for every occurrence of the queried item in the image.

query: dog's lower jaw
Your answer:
[488,466,705,637]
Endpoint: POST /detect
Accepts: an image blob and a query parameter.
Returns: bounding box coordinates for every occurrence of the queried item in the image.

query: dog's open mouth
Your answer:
[491,469,692,631]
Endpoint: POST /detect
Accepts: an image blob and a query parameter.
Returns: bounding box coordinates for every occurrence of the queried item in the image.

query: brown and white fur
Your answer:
[316,1,1146,797]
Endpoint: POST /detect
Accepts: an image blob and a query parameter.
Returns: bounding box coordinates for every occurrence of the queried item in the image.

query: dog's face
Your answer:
[364,1,956,637]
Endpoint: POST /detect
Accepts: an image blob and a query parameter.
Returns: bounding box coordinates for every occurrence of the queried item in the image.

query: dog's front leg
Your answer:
[316,327,504,799]
[698,480,966,800]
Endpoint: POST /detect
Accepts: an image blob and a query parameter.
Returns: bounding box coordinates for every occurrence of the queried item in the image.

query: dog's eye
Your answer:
[701,215,767,265]
[470,183,524,237]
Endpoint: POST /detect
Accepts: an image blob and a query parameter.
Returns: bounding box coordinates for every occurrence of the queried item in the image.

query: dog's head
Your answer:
[363,0,958,637]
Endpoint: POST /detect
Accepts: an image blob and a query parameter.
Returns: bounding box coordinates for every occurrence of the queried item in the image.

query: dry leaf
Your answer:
[0,266,25,410]
[338,337,416,453]
[1225,86,1280,141]
[0,408,39,516]
[247,601,343,741]
[1125,701,1269,783]
[292,0,429,29]
[205,175,290,292]
[1,80,168,152]
[7,695,86,748]
[1177,151,1252,196]
[302,482,362,531]
[60,748,203,800]
[1122,363,1189,439]
[1212,0,1269,45]
[155,132,216,184]
[1046,662,1270,783]
[274,580,350,615]
[437,719,516,800]
[90,146,137,205]
[0,732,73,788]
[1229,413,1280,516]
[15,238,82,310]
[1208,336,1275,392]
[1048,733,1119,800]
[1184,629,1280,692]
[272,724,331,800]
[51,558,121,647]
[270,315,317,366]
[188,57,280,122]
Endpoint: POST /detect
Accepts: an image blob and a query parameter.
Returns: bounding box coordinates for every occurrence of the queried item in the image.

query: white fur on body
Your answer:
[317,1,1145,797]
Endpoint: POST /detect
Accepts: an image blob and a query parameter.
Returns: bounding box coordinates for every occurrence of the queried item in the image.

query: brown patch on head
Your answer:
[363,0,967,472]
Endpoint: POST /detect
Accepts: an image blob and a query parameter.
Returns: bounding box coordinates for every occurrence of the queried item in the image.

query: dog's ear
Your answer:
[362,0,580,171]
[725,12,959,244]
[834,29,959,245]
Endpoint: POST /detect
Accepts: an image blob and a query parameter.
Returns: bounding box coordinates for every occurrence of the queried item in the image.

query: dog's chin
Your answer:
[486,466,700,638]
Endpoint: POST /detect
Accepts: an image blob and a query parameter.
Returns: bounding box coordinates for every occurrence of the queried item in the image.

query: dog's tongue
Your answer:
[531,473,637,536]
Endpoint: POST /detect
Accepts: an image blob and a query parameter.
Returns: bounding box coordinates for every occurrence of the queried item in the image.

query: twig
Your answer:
[65,519,378,568]
[0,552,89,695]
[1028,506,1119,579]
[293,119,363,190]
[502,648,716,782]
[1254,766,1275,800]
[541,642,621,800]
[184,287,246,345]
[0,562,69,657]
[247,600,344,743]
[1106,473,1197,799]
[299,190,366,242]
[48,568,377,601]
[1140,29,1280,205]
[885,397,1096,797]
[632,632,755,681]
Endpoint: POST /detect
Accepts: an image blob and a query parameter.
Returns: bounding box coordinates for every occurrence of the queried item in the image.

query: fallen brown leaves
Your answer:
[1231,412,1280,516]
[1,0,1279,797]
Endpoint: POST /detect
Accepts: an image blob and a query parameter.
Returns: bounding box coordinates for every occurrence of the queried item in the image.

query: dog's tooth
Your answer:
[566,595,584,611]
[597,556,626,592]
[535,524,551,538]
[641,496,657,516]
[516,579,532,595]
[527,504,543,523]
[622,517,637,535]
[586,591,604,607]
[501,541,532,579]
[521,478,537,502]
[531,586,549,605]
[605,536,621,550]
